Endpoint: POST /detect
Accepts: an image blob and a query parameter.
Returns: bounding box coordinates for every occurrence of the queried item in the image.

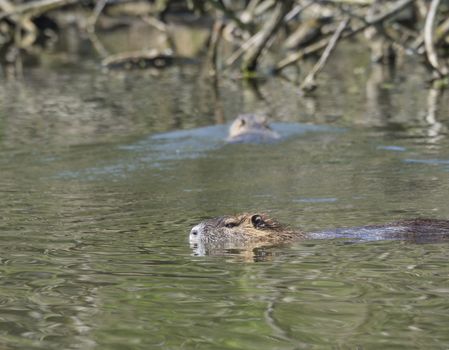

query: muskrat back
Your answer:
[189,213,449,255]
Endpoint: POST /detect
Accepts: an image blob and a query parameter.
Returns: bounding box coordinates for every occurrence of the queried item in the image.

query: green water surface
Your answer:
[0,55,449,349]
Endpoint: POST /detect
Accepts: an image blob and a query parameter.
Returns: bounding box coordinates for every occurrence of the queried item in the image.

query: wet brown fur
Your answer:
[231,213,303,244]
[190,213,304,247]
[191,214,449,247]
[227,114,280,142]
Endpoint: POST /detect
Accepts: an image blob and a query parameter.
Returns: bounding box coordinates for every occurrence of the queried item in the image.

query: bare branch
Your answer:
[87,0,109,33]
[0,0,77,20]
[275,0,414,72]
[424,0,448,76]
[300,17,350,92]
[242,0,293,73]
[204,0,249,31]
[207,19,225,76]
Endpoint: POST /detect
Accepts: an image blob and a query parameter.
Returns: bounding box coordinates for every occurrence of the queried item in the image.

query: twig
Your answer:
[225,31,264,67]
[239,0,262,24]
[141,15,177,54]
[0,0,36,48]
[207,19,225,76]
[300,17,350,91]
[275,0,414,72]
[87,0,108,33]
[323,0,368,23]
[86,30,109,58]
[285,1,313,22]
[204,0,249,31]
[141,15,168,33]
[435,17,449,44]
[424,0,447,76]
[253,0,276,17]
[0,0,14,12]
[412,16,449,54]
[242,0,293,73]
[0,0,77,20]
[224,0,312,67]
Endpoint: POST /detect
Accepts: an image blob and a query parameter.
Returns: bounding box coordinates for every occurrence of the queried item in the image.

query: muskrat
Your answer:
[189,213,449,255]
[227,114,280,143]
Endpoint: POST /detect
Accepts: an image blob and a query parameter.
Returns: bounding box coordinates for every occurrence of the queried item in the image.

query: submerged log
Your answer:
[101,50,176,70]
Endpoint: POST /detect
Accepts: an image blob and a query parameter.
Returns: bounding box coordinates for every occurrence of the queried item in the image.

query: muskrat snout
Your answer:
[189,224,202,242]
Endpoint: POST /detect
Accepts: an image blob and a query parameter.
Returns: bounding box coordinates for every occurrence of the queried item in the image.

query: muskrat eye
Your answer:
[225,222,237,228]
[251,215,266,229]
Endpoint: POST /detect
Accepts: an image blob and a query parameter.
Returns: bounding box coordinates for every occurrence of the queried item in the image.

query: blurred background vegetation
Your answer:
[0,0,448,88]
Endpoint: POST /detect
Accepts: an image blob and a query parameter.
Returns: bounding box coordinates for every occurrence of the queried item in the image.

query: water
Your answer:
[1,53,449,349]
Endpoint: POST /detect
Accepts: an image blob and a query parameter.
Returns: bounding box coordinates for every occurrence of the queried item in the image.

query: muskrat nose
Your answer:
[189,224,202,241]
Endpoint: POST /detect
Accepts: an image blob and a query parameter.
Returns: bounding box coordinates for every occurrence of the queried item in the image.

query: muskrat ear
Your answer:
[251,215,266,229]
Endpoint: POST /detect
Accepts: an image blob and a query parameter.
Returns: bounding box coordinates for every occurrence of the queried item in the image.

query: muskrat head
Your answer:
[227,114,280,143]
[189,213,298,256]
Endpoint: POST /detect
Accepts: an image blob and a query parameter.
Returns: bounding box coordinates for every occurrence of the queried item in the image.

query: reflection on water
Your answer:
[1,50,449,349]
